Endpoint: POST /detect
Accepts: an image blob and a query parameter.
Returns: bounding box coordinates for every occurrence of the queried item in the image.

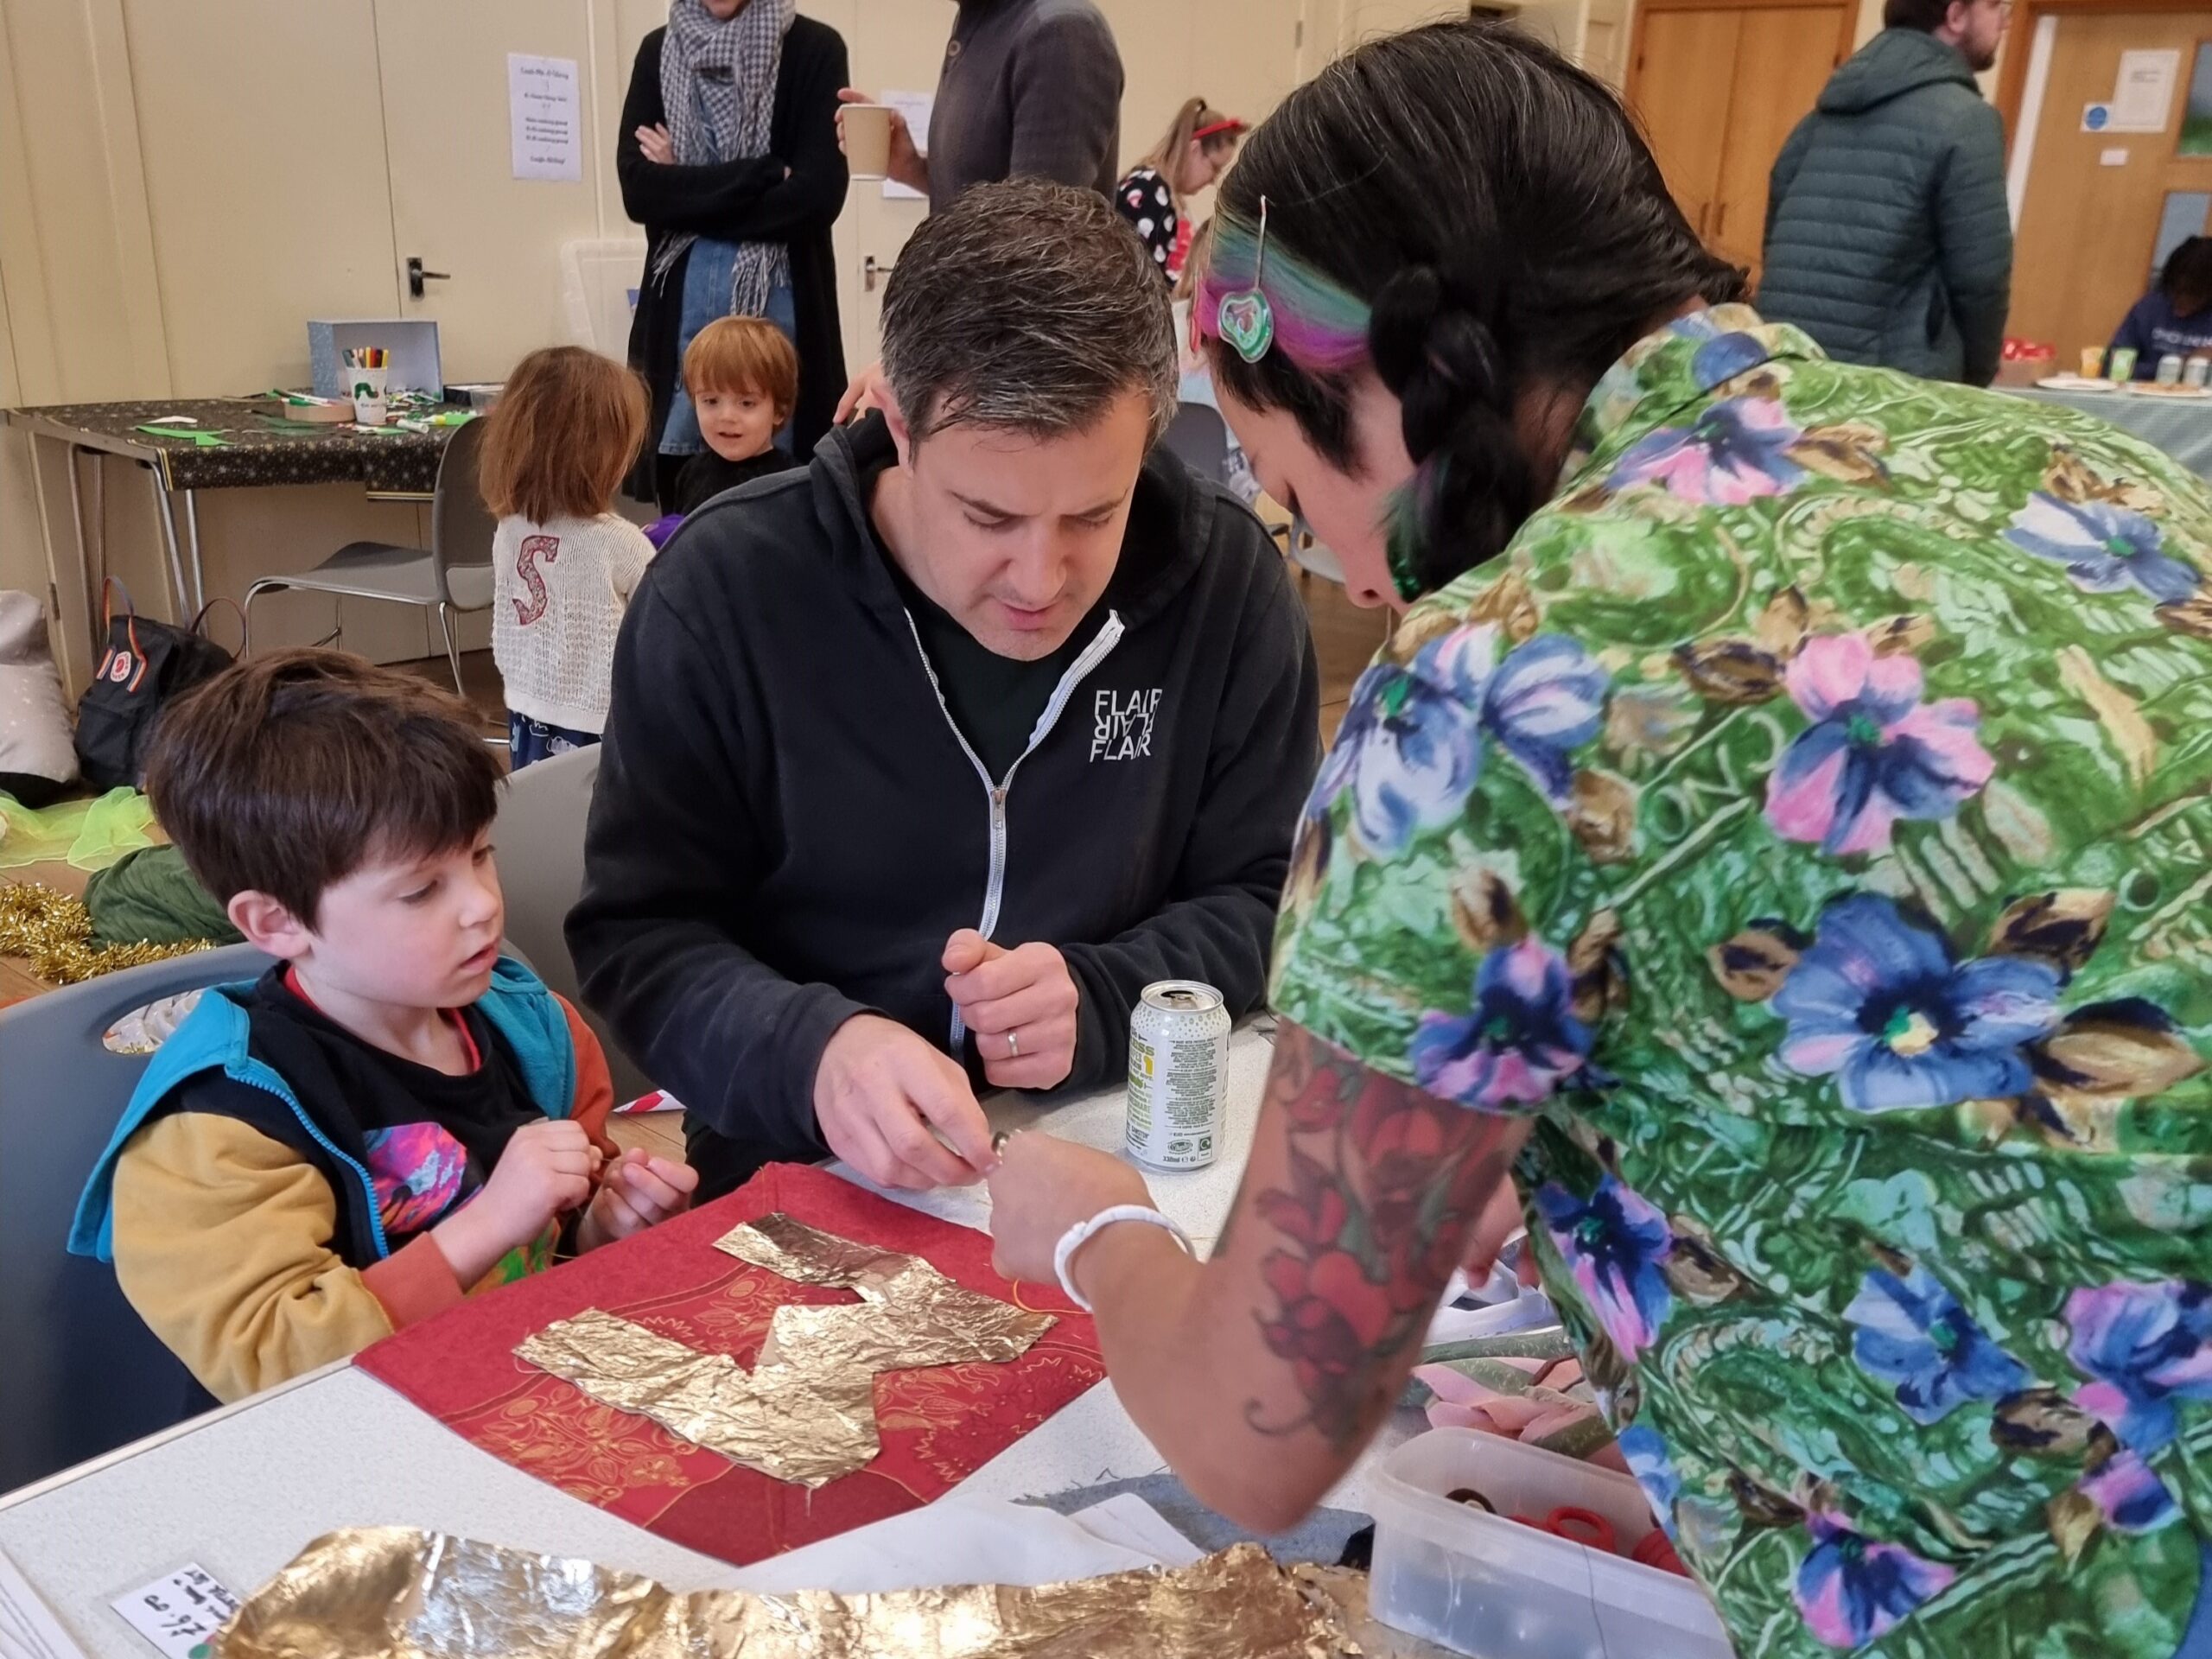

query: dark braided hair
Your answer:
[1201,20,1743,597]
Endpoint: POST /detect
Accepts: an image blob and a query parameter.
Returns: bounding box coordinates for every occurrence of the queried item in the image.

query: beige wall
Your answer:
[2,0,1632,684]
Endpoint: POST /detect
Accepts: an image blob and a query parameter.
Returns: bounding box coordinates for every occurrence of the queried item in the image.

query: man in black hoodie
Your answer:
[570,180,1320,1200]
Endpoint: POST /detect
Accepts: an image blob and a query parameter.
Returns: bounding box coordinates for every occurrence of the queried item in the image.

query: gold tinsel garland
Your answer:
[0,882,214,985]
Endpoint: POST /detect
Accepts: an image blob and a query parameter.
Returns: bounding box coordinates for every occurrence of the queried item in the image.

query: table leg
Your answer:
[147,467,190,623]
[180,488,207,614]
[23,431,79,688]
[64,444,101,642]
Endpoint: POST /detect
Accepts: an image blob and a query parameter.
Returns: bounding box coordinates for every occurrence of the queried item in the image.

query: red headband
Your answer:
[1192,118,1246,143]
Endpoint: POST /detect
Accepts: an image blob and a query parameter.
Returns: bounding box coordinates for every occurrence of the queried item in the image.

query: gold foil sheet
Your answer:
[512,1215,1055,1487]
[210,1529,1359,1659]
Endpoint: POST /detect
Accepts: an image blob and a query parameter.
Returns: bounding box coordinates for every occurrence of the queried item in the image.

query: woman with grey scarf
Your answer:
[620,0,849,506]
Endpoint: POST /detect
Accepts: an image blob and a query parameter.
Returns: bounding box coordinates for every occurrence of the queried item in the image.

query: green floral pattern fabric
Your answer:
[1270,306,2212,1656]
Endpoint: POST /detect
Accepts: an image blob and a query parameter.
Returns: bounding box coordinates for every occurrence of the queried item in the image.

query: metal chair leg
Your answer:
[435,601,465,697]
[241,580,277,655]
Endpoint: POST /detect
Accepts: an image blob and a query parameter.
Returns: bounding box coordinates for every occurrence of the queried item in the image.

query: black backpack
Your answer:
[74,582,238,790]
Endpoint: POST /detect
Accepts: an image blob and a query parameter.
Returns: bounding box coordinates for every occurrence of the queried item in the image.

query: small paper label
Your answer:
[2101,148,2131,167]
[110,1567,238,1659]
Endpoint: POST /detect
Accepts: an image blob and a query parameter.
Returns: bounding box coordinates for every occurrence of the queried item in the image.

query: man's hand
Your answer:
[577,1148,699,1253]
[814,1014,995,1190]
[836,88,925,192]
[987,1131,1153,1289]
[432,1120,600,1287]
[835,360,890,425]
[944,929,1078,1090]
[635,123,675,165]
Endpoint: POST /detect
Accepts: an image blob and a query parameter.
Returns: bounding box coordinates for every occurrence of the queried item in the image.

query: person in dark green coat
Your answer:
[1758,0,2012,385]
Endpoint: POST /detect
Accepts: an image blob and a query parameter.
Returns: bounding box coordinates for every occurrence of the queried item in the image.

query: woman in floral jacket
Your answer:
[986,19,2212,1658]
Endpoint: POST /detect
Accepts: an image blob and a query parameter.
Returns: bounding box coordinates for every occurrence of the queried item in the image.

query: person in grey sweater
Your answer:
[841,0,1122,214]
[1758,0,2012,385]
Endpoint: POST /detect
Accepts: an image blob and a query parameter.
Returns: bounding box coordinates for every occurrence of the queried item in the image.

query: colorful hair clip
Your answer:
[1216,197,1277,365]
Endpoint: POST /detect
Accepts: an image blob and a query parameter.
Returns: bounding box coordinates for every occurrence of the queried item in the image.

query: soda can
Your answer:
[2158,353,2185,385]
[2111,346,2140,382]
[2186,357,2210,389]
[1126,980,1231,1170]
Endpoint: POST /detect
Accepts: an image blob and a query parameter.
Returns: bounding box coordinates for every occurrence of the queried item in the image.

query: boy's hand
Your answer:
[431,1120,600,1287]
[577,1149,699,1252]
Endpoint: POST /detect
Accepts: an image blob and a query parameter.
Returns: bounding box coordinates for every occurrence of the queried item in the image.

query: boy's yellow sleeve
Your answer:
[111,1115,464,1403]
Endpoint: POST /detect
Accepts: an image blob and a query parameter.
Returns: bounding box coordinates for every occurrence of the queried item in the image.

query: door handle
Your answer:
[406,257,452,299]
[864,254,895,293]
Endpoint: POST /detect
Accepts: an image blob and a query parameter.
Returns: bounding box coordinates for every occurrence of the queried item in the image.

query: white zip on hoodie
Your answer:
[900,609,1128,1049]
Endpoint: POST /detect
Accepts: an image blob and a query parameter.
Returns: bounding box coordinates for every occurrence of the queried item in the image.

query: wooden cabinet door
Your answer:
[1711,6,1847,279]
[1630,9,1746,245]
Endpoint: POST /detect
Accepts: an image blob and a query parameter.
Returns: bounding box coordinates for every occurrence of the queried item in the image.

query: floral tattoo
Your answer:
[1246,1020,1516,1446]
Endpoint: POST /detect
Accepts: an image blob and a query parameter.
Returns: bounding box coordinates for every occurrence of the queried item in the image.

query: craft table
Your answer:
[2000,382,2212,481]
[1,398,470,648]
[0,1025,1406,1655]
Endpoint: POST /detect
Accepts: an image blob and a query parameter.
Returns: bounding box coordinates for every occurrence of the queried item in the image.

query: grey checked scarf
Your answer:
[652,0,795,314]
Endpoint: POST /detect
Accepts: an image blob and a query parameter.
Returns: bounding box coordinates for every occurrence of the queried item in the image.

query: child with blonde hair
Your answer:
[671,315,800,516]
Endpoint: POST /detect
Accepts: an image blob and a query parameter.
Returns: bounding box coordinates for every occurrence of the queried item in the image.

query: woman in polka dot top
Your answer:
[1116,99,1245,284]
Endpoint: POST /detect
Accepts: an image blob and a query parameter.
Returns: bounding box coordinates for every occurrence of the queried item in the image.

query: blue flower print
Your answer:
[2065,1279,2212,1453]
[1844,1263,2031,1424]
[1306,628,1491,855]
[1772,895,2063,1113]
[1606,396,1806,505]
[1481,634,1608,803]
[1310,625,1605,854]
[1795,1511,1956,1649]
[1535,1175,1673,1359]
[1764,633,1993,857]
[1617,1422,1684,1536]
[2005,493,2202,603]
[1691,330,1771,390]
[2078,1449,2182,1535]
[1410,936,1592,1110]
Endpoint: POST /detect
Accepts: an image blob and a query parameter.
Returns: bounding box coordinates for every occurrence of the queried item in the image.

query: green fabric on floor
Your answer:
[85,844,239,947]
[0,787,159,870]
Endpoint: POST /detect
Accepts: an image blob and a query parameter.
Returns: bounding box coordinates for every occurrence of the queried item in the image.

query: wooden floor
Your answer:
[0,576,1385,1007]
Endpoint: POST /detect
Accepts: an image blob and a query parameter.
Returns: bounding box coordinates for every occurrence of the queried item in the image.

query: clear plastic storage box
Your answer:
[1367,1428,1733,1658]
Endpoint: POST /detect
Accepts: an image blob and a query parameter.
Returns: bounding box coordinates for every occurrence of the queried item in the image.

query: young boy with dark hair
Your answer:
[71,650,696,1403]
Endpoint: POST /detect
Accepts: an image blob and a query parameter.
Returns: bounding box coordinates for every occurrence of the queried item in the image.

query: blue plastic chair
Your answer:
[0,944,271,1490]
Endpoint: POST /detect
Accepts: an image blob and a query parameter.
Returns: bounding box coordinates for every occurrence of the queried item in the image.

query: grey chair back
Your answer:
[0,944,272,1490]
[494,745,651,1101]
[1161,401,1231,487]
[430,415,498,596]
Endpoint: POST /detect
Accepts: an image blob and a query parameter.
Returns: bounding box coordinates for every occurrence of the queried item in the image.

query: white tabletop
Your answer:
[0,1025,1398,1654]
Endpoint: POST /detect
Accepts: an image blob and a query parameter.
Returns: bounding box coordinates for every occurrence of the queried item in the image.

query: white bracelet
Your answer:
[1053,1205,1193,1313]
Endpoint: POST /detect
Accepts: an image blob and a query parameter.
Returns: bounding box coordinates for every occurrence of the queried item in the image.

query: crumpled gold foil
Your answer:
[513,1214,1055,1487]
[210,1529,1359,1659]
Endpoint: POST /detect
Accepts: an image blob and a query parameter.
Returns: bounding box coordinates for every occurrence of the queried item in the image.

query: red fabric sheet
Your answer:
[355,1163,1105,1567]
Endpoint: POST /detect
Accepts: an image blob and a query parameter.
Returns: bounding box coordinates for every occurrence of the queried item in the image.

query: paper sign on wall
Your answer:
[880,89,934,200]
[109,1567,238,1659]
[509,53,582,182]
[2105,48,2181,134]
